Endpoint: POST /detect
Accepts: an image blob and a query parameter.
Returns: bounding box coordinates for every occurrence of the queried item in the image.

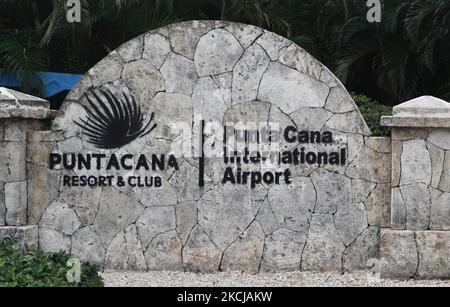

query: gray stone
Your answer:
[364,184,391,227]
[426,141,445,188]
[88,52,124,87]
[161,53,198,96]
[122,59,165,104]
[105,225,147,271]
[343,227,380,271]
[116,35,143,62]
[224,101,271,124]
[224,23,263,49]
[400,140,432,186]
[221,222,265,274]
[351,179,376,203]
[194,28,243,77]
[232,44,270,103]
[365,137,392,153]
[39,201,82,236]
[94,188,144,246]
[261,228,306,272]
[310,169,351,214]
[59,186,102,227]
[182,225,222,273]
[290,107,333,131]
[71,226,105,267]
[198,184,254,250]
[169,21,214,59]
[380,230,418,280]
[392,128,429,141]
[416,231,450,279]
[39,228,71,254]
[5,180,27,226]
[302,214,346,272]
[0,225,38,248]
[430,191,450,230]
[65,76,93,101]
[401,183,431,230]
[136,206,176,249]
[170,161,207,202]
[256,199,279,235]
[391,140,402,186]
[325,87,357,113]
[278,44,322,80]
[335,202,368,246]
[439,152,450,192]
[427,129,450,150]
[268,177,316,231]
[325,112,371,135]
[192,77,228,123]
[175,201,197,245]
[258,62,329,114]
[4,122,26,142]
[346,147,391,183]
[57,137,83,153]
[143,33,171,69]
[391,187,407,230]
[0,142,26,182]
[139,178,178,207]
[145,230,184,271]
[255,32,290,61]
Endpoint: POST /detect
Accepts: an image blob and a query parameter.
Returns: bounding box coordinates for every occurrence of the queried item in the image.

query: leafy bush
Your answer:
[352,94,392,137]
[0,238,104,287]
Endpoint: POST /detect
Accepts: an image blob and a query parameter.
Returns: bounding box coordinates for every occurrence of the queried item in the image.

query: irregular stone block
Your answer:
[59,185,102,227]
[391,128,429,141]
[71,226,105,268]
[175,201,197,245]
[302,214,346,272]
[256,199,279,235]
[380,230,418,280]
[224,23,263,49]
[143,33,171,69]
[145,230,184,271]
[88,52,124,87]
[224,101,271,124]
[183,225,222,273]
[221,222,265,274]
[39,228,71,254]
[0,225,38,248]
[94,188,144,246]
[161,53,198,96]
[278,44,322,80]
[346,147,391,183]
[364,183,391,227]
[105,225,147,271]
[351,179,376,204]
[416,231,450,279]
[343,227,380,271]
[391,187,407,230]
[335,202,368,246]
[427,129,450,150]
[290,107,333,131]
[401,183,431,230]
[261,228,306,272]
[169,21,214,59]
[122,59,165,103]
[198,184,254,250]
[325,112,371,135]
[426,141,445,189]
[136,206,176,249]
[400,140,432,186]
[365,137,391,153]
[232,44,270,103]
[193,77,228,123]
[255,31,290,61]
[439,152,450,192]
[430,191,450,230]
[117,34,143,62]
[324,86,357,113]
[194,28,243,77]
[5,180,27,226]
[39,201,82,236]
[258,62,329,114]
[0,142,26,182]
[4,122,26,142]
[310,169,351,214]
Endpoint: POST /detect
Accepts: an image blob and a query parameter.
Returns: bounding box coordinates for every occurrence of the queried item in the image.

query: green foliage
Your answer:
[0,238,104,287]
[352,94,392,137]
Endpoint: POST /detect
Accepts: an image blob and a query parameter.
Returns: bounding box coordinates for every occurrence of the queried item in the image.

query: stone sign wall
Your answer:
[25,21,391,273]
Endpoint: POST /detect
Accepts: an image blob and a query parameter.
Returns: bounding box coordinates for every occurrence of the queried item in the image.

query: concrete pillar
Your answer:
[0,88,57,243]
[380,96,450,279]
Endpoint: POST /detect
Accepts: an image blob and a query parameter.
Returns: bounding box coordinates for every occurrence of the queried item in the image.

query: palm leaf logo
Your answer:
[74,89,157,149]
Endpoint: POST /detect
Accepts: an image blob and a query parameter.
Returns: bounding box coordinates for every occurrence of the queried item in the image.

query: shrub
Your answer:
[0,238,104,287]
[352,94,392,137]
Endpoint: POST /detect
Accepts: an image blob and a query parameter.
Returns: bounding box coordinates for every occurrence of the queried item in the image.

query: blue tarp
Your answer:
[0,71,82,97]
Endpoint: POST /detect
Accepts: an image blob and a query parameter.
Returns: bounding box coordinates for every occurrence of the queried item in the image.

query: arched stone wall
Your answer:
[29,21,392,273]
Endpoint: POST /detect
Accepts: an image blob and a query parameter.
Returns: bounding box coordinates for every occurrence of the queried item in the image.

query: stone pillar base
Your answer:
[0,225,38,248]
[380,229,450,280]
